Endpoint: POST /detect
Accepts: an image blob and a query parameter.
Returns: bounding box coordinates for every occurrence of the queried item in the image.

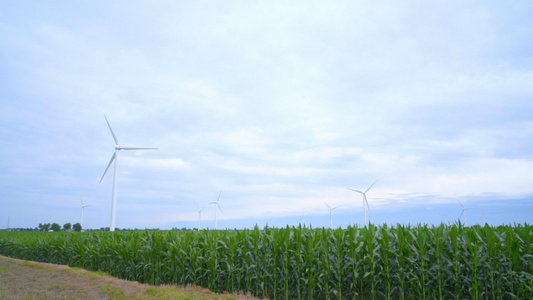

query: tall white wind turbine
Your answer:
[209,191,223,230]
[324,202,342,229]
[348,180,377,227]
[80,197,92,229]
[197,207,205,231]
[458,200,473,226]
[99,115,158,232]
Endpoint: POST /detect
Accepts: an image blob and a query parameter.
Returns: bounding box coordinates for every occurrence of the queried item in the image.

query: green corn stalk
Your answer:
[2,224,533,299]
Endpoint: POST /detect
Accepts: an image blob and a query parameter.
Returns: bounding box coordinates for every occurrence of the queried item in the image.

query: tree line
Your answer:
[37,222,82,232]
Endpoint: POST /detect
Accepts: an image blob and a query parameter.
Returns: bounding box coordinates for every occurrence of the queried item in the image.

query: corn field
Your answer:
[1,224,532,299]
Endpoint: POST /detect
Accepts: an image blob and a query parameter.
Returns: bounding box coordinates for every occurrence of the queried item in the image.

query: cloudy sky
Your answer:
[1,1,532,230]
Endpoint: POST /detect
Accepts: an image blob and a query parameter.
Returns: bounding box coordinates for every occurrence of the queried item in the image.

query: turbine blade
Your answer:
[104,115,119,145]
[217,191,222,202]
[457,200,465,209]
[333,205,342,210]
[347,188,363,194]
[217,203,223,215]
[121,147,158,150]
[364,195,370,211]
[80,197,84,205]
[99,152,116,183]
[324,202,331,209]
[365,180,378,193]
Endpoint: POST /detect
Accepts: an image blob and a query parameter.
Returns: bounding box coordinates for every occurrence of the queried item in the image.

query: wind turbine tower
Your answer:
[324,202,341,229]
[99,115,158,232]
[80,197,93,229]
[209,191,223,230]
[348,180,377,226]
[197,207,205,231]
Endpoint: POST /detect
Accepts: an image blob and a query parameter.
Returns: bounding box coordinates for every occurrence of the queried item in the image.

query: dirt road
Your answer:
[0,255,259,299]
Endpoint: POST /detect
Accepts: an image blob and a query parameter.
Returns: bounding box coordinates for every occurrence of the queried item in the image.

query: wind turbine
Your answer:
[99,115,158,232]
[197,207,205,231]
[458,200,473,226]
[348,180,377,226]
[209,191,223,230]
[324,202,342,229]
[80,197,92,229]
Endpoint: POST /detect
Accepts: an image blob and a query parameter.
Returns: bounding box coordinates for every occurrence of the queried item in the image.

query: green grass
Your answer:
[1,224,532,299]
[105,284,127,300]
[20,261,39,268]
[143,288,237,299]
[49,283,70,291]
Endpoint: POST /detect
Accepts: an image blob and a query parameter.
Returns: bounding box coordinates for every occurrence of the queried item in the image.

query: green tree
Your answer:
[73,223,82,232]
[39,223,51,231]
[50,223,61,232]
[63,223,72,231]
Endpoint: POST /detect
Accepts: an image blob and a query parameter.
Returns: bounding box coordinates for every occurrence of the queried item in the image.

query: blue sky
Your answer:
[1,1,532,230]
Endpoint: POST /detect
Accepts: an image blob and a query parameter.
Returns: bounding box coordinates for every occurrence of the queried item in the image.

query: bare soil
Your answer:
[0,255,261,300]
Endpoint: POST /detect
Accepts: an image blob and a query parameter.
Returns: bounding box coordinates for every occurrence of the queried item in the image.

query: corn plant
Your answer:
[1,224,532,299]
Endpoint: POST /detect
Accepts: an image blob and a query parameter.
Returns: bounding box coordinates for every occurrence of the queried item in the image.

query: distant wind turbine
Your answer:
[99,115,158,232]
[324,202,342,229]
[209,191,223,230]
[348,180,377,226]
[80,197,92,229]
[197,207,205,231]
[458,200,473,226]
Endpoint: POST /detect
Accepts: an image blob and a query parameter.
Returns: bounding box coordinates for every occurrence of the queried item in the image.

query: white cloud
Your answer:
[1,1,532,228]
[122,157,192,171]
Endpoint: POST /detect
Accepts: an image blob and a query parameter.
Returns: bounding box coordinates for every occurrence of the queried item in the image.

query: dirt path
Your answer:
[0,255,260,300]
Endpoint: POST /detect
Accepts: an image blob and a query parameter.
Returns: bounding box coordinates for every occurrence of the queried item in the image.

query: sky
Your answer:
[1,1,532,230]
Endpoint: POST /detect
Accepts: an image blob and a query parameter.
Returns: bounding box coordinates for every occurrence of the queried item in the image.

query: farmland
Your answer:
[1,224,532,299]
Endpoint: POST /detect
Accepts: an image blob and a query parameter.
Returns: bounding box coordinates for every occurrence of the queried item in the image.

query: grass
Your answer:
[143,288,237,299]
[105,284,127,299]
[49,283,70,290]
[20,261,39,268]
